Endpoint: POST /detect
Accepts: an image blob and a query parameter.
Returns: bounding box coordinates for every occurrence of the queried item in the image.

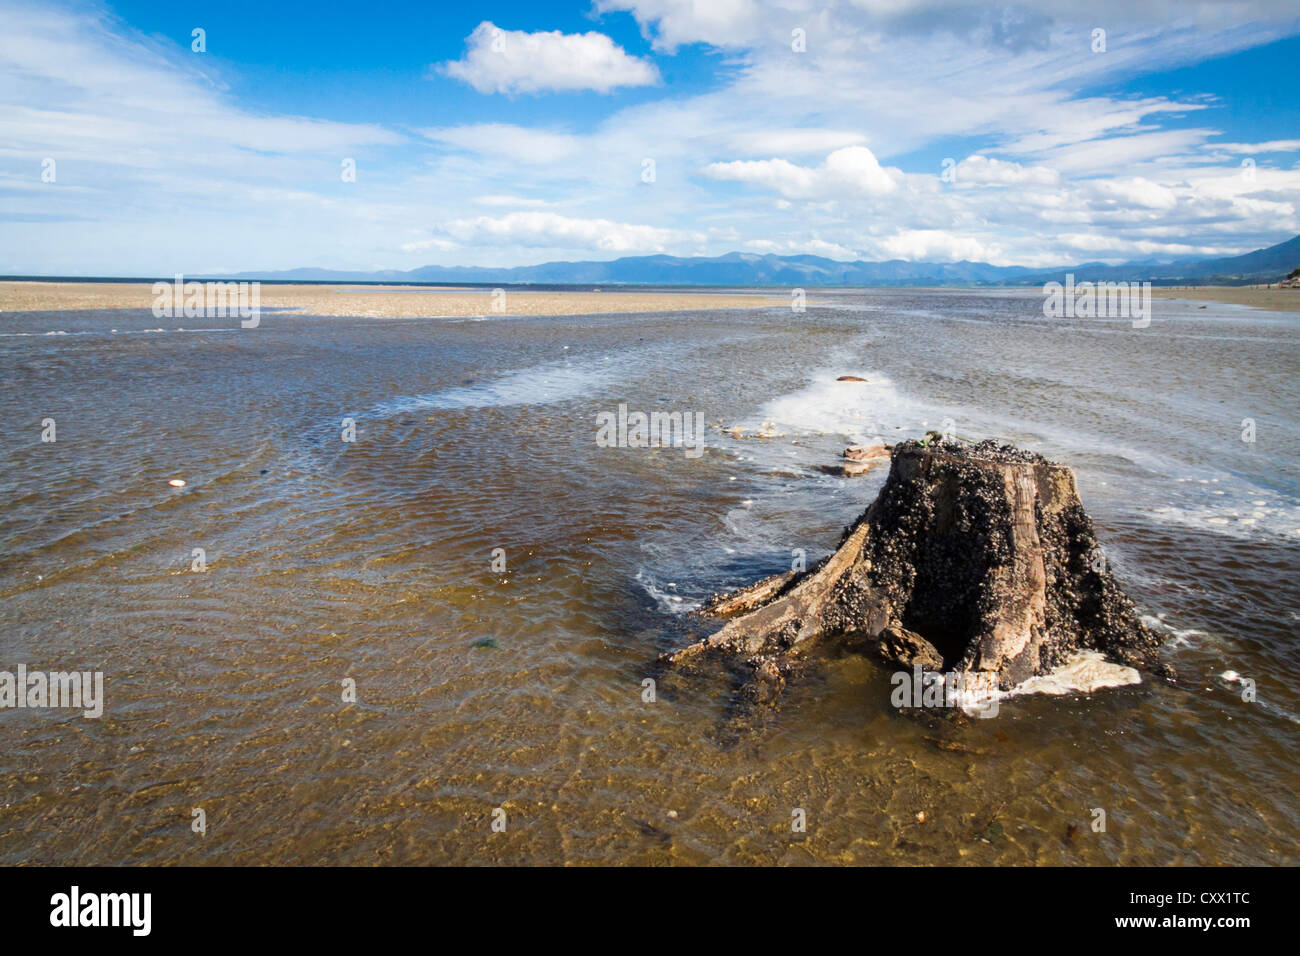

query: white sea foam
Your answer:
[635,570,700,615]
[0,327,241,338]
[737,359,1300,550]
[745,369,949,444]
[937,651,1145,714]
[1218,670,1300,724]
[1007,650,1142,697]
[1146,493,1300,542]
[718,499,796,553]
[372,358,620,416]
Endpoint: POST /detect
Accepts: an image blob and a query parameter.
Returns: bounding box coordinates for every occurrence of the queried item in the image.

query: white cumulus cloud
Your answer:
[596,0,761,52]
[954,155,1060,185]
[877,229,1000,262]
[703,146,898,200]
[438,21,660,94]
[1086,177,1179,210]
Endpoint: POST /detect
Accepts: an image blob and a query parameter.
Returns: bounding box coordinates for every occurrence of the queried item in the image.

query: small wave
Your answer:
[1217,670,1300,725]
[1140,614,1217,649]
[635,570,701,616]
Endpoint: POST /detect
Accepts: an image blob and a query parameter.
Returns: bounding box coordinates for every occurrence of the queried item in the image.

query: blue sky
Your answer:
[2,0,1298,275]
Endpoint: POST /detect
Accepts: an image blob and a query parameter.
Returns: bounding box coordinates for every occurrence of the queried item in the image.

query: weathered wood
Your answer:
[662,439,1164,694]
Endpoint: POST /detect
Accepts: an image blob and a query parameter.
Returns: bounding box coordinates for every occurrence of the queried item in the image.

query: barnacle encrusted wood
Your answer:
[664,439,1163,690]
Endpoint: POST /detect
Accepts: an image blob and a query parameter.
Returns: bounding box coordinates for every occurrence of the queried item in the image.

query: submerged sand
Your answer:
[0,281,788,318]
[1151,286,1300,314]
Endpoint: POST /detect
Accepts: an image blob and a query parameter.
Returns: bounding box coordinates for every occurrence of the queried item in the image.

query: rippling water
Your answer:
[1,289,1297,865]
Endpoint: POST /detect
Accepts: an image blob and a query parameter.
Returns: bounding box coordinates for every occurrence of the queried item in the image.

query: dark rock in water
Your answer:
[878,625,944,670]
[743,657,787,706]
[813,443,893,477]
[663,438,1165,692]
[837,375,870,382]
[844,443,891,461]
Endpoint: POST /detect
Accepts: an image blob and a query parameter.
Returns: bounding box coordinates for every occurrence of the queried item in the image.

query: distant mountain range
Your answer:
[224,233,1300,288]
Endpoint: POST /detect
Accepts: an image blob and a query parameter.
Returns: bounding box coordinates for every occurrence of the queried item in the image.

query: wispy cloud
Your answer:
[440,211,706,252]
[418,124,583,164]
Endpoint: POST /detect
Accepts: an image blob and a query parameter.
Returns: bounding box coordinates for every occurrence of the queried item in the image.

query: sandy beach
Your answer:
[6,281,1296,317]
[1151,285,1300,314]
[0,281,788,318]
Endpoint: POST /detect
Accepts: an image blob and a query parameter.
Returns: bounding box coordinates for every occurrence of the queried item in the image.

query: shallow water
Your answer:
[1,289,1297,865]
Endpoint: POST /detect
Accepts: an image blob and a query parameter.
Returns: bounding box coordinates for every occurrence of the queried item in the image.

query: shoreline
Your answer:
[5,280,1297,317]
[1150,285,1300,314]
[0,281,788,318]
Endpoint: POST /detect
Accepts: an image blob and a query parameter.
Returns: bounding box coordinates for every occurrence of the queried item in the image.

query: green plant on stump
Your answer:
[919,429,977,447]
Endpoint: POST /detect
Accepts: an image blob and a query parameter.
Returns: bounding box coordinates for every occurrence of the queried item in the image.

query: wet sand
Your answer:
[0,281,787,318]
[1151,286,1300,314]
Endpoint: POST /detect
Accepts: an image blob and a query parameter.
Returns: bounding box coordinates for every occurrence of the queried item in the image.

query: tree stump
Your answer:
[663,439,1164,693]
